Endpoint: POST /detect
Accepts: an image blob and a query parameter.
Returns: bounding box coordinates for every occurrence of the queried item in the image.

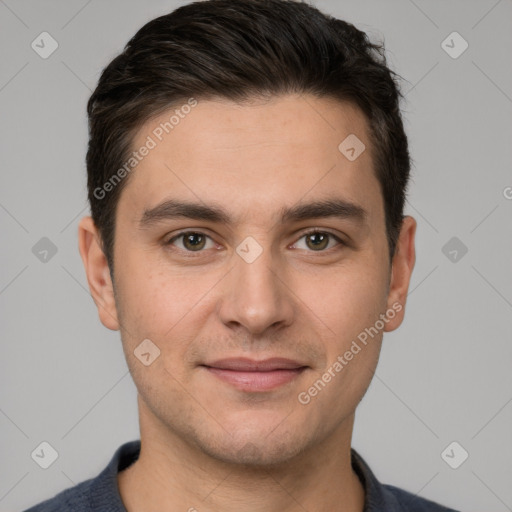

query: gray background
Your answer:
[1,0,511,511]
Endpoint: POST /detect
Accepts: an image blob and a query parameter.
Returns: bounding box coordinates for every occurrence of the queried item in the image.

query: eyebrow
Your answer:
[138,197,368,229]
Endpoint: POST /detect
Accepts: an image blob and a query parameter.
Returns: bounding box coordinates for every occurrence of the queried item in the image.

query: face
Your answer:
[80,94,415,466]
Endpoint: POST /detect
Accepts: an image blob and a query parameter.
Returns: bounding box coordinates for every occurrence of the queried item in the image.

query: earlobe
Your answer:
[78,216,120,331]
[383,216,417,332]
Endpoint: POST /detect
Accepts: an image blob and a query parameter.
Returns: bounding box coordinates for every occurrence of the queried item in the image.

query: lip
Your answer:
[202,357,308,392]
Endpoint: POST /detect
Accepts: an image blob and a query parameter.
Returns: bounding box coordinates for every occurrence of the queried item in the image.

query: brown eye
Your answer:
[293,230,343,252]
[167,232,214,252]
[183,233,206,251]
[305,232,329,251]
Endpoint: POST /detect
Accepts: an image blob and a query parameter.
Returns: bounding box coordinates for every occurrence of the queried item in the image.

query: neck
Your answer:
[118,398,365,512]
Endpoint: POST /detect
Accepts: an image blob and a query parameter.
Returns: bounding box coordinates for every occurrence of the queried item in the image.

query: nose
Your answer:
[217,240,295,336]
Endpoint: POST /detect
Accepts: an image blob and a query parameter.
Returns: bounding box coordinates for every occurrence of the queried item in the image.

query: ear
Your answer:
[78,216,120,331]
[383,215,416,332]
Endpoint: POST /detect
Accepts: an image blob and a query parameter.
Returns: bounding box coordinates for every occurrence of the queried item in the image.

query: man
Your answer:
[24,0,459,510]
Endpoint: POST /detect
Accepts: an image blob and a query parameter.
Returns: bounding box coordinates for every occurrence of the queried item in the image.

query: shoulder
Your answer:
[383,483,460,512]
[22,478,94,512]
[350,448,461,512]
[22,440,140,512]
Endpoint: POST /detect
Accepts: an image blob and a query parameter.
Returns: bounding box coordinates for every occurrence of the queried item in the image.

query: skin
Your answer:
[79,93,416,512]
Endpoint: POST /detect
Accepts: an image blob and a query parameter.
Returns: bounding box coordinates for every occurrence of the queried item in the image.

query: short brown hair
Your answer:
[86,0,411,273]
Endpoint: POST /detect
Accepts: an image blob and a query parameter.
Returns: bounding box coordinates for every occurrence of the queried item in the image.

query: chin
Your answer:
[191,423,313,468]
[204,440,305,467]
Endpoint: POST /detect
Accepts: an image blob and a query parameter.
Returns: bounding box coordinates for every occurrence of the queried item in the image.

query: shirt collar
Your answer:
[91,440,401,511]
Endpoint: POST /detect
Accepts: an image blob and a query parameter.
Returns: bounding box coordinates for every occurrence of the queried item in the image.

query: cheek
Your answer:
[114,254,218,349]
[297,268,385,418]
[114,266,201,389]
[298,262,387,342]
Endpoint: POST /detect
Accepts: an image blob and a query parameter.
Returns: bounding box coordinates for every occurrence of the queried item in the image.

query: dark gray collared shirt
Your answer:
[24,440,460,511]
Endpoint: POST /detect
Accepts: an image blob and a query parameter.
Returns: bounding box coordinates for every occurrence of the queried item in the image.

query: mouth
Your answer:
[201,357,309,392]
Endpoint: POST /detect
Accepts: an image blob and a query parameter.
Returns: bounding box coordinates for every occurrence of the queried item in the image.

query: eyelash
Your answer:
[164,229,345,256]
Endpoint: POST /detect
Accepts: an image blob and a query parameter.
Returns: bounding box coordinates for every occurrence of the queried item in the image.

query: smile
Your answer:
[201,357,308,392]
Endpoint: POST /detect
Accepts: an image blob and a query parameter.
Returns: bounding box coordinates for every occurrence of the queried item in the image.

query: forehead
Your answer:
[119,94,383,227]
